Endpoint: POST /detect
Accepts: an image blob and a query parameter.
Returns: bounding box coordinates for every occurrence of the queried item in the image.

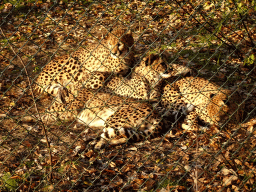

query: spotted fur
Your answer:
[162,77,243,130]
[105,54,191,100]
[34,86,192,149]
[34,28,134,99]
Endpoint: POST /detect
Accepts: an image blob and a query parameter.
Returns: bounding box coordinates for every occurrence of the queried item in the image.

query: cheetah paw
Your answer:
[182,123,197,131]
[109,138,127,145]
[94,138,128,149]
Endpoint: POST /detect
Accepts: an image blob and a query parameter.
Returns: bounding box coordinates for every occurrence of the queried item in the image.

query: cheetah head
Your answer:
[106,28,134,58]
[135,54,171,86]
[200,89,242,128]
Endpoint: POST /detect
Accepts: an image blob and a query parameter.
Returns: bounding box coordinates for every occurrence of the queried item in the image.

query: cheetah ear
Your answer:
[143,54,158,66]
[127,29,132,35]
[106,28,113,38]
[148,54,160,65]
[145,54,155,66]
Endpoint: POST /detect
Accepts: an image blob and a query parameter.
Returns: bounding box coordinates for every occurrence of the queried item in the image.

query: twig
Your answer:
[0,27,53,181]
[27,177,33,192]
[195,124,199,192]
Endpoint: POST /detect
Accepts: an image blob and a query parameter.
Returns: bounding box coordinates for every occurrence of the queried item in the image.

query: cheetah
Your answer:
[34,27,135,99]
[37,87,192,149]
[161,77,243,131]
[105,53,192,100]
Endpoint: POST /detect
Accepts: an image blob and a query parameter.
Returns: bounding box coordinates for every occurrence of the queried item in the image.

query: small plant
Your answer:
[244,54,255,66]
[1,172,19,191]
[156,177,184,191]
[33,66,41,73]
[237,2,249,14]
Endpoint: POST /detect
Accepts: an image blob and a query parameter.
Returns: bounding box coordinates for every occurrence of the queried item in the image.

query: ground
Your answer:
[0,0,256,191]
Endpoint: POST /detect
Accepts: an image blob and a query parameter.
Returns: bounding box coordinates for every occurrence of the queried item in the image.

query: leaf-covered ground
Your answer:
[0,0,256,191]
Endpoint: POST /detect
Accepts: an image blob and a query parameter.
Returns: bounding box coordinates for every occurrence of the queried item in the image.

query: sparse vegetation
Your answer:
[0,0,256,191]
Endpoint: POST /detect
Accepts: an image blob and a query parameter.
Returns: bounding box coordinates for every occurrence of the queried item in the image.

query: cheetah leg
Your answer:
[36,81,72,104]
[35,83,62,96]
[95,121,161,149]
[94,127,115,150]
[109,138,127,145]
[182,110,199,131]
[21,101,62,124]
[94,127,129,149]
[94,107,162,149]
[55,86,69,104]
[41,95,78,124]
[41,101,66,124]
[95,124,143,149]
[149,87,161,100]
[94,137,127,150]
[101,124,145,141]
[94,138,107,150]
[36,71,105,102]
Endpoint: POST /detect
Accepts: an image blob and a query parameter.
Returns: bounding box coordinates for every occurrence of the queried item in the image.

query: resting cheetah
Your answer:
[105,54,191,100]
[34,27,134,99]
[161,77,243,130]
[38,87,192,149]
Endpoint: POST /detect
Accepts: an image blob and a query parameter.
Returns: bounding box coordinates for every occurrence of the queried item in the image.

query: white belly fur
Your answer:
[77,107,116,127]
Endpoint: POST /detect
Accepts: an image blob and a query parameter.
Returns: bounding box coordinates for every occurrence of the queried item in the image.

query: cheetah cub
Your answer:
[34,27,135,100]
[105,53,191,100]
[162,77,243,131]
[37,86,193,149]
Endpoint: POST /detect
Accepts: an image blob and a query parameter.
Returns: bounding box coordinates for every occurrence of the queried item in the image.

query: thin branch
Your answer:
[0,27,53,181]
[195,124,199,192]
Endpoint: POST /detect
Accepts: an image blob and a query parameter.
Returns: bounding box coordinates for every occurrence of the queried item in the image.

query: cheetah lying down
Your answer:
[32,75,242,147]
[105,53,192,100]
[34,27,135,99]
[162,76,243,131]
[35,87,192,149]
[24,73,243,148]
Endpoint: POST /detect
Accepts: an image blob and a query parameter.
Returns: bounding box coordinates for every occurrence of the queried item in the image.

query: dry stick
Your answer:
[0,27,53,181]
[27,177,33,192]
[195,126,199,192]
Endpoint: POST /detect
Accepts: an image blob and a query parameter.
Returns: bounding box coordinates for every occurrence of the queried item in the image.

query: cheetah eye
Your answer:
[145,58,150,66]
[223,99,230,106]
[118,43,124,50]
[115,42,119,47]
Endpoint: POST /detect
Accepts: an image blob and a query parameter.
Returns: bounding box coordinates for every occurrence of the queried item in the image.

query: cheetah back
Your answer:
[35,27,135,96]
